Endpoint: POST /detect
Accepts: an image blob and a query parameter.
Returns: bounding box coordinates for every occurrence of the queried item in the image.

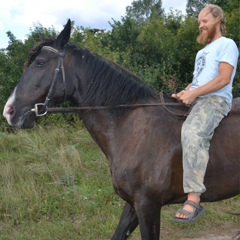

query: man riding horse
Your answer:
[172,4,239,223]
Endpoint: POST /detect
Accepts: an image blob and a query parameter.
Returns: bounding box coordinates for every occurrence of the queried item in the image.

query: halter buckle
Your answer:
[31,103,47,117]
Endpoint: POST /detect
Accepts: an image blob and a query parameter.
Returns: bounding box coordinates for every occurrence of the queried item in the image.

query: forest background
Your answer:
[0,0,239,129]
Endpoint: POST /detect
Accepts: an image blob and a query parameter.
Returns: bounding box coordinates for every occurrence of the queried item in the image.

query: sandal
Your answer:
[173,200,205,223]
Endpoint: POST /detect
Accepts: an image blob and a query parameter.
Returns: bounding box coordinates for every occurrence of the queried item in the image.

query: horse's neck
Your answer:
[80,111,115,158]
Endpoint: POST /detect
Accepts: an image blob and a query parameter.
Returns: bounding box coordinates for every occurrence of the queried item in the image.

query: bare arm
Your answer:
[185,83,192,91]
[173,62,234,105]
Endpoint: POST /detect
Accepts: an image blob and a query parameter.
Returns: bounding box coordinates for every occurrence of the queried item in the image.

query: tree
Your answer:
[0,1,239,130]
[186,0,232,17]
[71,25,87,46]
[6,31,17,46]
[186,0,209,17]
[109,16,141,53]
[174,16,200,87]
[126,0,164,24]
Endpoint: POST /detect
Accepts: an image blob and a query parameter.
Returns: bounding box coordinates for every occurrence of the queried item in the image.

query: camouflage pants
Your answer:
[182,95,231,195]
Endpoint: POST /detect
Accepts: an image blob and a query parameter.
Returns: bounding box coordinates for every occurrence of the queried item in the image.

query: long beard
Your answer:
[197,24,217,45]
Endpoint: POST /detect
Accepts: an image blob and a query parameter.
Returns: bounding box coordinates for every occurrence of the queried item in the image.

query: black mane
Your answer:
[72,45,158,108]
[25,40,159,116]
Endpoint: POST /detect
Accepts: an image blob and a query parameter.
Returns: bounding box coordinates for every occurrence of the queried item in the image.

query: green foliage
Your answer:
[0,1,239,238]
[109,16,141,53]
[174,17,200,87]
[186,0,203,17]
[0,0,239,128]
[126,0,164,24]
[186,0,236,17]
[224,1,240,96]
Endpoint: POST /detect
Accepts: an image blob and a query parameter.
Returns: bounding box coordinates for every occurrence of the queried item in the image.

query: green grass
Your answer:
[0,123,239,239]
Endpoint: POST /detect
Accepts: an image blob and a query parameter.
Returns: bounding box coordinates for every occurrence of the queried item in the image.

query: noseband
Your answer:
[31,46,66,116]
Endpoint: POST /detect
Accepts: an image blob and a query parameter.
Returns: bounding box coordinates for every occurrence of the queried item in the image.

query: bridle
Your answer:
[31,45,66,117]
[30,46,190,118]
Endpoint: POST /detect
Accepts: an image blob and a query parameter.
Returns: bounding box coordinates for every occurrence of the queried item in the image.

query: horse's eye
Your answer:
[36,61,44,67]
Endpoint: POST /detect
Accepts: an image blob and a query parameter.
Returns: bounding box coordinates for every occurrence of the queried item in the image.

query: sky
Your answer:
[0,0,187,49]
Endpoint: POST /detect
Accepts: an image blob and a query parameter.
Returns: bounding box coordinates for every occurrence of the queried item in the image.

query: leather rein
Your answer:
[30,46,189,118]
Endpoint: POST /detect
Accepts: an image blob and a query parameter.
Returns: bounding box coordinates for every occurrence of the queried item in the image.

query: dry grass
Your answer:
[0,124,239,240]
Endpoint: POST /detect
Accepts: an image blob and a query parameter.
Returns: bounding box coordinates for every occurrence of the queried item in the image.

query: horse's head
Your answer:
[3,19,72,129]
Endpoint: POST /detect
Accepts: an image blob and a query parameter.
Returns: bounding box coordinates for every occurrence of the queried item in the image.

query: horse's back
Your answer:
[201,97,240,201]
[216,97,240,130]
[232,97,240,110]
[209,97,240,162]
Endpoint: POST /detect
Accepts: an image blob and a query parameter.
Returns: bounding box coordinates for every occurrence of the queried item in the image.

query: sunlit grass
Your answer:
[0,124,239,239]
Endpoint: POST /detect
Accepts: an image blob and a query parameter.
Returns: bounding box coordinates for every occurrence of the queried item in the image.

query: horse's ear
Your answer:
[55,19,71,48]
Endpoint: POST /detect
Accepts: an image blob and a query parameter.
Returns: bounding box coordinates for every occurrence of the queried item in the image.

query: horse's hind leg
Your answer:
[111,202,139,240]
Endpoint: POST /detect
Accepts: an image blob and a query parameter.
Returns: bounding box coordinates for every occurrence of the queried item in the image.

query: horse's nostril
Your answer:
[8,106,15,115]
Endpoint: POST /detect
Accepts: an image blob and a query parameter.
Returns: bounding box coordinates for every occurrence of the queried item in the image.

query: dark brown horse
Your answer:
[3,19,240,239]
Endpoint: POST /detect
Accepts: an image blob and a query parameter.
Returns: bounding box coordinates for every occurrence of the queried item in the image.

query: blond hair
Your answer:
[201,4,226,35]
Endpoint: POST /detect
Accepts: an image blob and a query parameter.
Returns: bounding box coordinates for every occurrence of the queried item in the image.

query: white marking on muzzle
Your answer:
[3,88,16,125]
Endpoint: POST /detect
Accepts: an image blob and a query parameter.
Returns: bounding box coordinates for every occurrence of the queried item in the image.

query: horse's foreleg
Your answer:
[111,202,139,240]
[135,200,161,240]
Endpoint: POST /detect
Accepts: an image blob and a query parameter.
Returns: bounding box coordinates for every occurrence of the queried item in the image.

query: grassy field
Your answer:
[0,121,239,240]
